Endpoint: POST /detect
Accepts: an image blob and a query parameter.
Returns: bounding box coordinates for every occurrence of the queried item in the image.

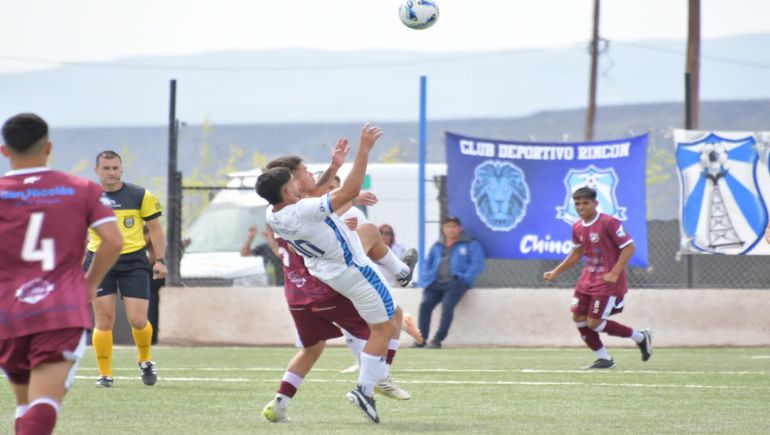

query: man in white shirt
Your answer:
[256,124,395,424]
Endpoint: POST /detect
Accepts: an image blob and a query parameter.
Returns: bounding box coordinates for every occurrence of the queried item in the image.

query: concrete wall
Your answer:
[159,287,770,347]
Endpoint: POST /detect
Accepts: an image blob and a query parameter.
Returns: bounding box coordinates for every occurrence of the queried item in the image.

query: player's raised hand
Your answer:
[353,191,378,206]
[543,270,557,281]
[359,123,383,152]
[331,137,350,168]
[247,225,258,238]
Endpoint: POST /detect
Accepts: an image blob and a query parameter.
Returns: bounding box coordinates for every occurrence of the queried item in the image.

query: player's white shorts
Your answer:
[321,260,397,324]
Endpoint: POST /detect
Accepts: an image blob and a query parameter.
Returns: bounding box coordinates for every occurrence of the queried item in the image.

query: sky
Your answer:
[2,0,770,73]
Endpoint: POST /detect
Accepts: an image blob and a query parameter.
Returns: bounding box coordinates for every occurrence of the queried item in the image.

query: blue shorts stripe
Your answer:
[356,264,395,319]
[324,217,353,266]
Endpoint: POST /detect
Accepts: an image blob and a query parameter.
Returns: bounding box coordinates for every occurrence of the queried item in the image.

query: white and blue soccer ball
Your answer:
[399,0,440,30]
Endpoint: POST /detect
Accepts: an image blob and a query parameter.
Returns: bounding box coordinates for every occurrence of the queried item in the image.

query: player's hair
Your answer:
[95,150,122,165]
[266,155,303,171]
[1,113,48,154]
[572,186,597,200]
[256,167,292,205]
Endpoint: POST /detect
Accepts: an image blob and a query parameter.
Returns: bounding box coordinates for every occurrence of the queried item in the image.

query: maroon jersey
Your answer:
[572,213,634,297]
[0,168,116,339]
[275,237,337,305]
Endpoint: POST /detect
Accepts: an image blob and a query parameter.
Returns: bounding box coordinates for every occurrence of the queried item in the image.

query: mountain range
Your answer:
[1,34,769,126]
[1,99,768,221]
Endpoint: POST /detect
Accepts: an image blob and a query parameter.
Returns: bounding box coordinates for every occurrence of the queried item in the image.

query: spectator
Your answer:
[415,216,485,349]
[378,224,406,259]
[241,225,284,286]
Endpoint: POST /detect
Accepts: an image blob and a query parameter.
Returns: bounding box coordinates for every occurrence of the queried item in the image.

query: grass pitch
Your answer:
[2,346,769,434]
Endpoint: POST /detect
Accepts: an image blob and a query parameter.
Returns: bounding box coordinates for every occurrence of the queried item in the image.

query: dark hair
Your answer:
[256,167,292,205]
[442,216,461,225]
[266,155,303,171]
[95,150,122,166]
[1,113,48,154]
[572,186,597,201]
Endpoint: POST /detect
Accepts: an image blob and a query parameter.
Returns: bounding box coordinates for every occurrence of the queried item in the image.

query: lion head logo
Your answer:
[471,161,530,231]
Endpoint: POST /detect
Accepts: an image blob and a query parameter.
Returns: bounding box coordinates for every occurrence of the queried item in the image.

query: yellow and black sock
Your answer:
[92,329,113,377]
[132,321,153,362]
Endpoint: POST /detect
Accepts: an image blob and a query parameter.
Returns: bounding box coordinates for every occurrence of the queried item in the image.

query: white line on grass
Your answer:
[78,367,768,376]
[73,375,768,390]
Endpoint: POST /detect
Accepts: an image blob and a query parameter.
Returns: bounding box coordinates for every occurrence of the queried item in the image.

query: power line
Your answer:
[615,40,770,71]
[1,42,769,72]
[0,50,540,72]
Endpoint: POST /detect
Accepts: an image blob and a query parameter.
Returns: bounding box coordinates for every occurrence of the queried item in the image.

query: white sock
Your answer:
[377,249,409,278]
[15,404,29,419]
[275,393,291,409]
[358,352,387,397]
[594,347,611,360]
[630,330,645,343]
[341,328,366,362]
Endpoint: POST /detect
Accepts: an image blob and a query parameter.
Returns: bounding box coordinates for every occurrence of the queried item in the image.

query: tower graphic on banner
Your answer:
[702,145,743,249]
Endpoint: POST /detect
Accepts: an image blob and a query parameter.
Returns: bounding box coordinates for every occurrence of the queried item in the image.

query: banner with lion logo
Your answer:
[445,132,649,267]
[674,129,770,255]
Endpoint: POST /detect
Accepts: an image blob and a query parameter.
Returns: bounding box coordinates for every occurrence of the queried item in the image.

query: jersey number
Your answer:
[287,239,325,258]
[22,212,55,271]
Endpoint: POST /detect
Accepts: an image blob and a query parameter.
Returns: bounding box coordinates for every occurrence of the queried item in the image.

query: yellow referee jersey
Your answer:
[87,182,162,254]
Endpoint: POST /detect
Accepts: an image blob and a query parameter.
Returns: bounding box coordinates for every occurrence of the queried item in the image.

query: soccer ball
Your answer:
[399,0,440,30]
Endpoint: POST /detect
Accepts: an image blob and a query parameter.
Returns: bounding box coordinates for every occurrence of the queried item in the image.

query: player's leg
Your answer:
[2,337,31,433]
[17,329,86,435]
[417,282,444,347]
[430,279,470,347]
[263,303,344,422]
[120,263,156,386]
[339,328,363,373]
[324,265,397,423]
[588,296,652,361]
[375,306,411,400]
[92,277,118,386]
[572,291,614,368]
[356,223,416,286]
[263,341,326,423]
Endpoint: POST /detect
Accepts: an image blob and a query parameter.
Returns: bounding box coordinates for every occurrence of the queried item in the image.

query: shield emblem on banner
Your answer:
[675,132,767,254]
[557,165,627,225]
[471,160,530,231]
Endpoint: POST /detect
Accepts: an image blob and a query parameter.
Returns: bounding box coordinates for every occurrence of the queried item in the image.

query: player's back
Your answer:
[0,168,113,338]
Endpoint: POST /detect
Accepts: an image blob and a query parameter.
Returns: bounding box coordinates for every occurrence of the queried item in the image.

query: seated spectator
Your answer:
[416,216,485,349]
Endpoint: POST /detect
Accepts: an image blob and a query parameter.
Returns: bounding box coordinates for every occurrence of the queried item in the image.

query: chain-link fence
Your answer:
[174,176,770,289]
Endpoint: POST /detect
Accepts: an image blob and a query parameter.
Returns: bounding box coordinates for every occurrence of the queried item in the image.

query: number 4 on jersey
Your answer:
[22,212,55,271]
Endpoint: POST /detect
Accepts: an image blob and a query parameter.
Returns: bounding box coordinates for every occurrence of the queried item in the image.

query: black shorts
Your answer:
[85,249,151,300]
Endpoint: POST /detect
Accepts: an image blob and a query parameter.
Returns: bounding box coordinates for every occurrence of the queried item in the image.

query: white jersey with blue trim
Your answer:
[266,193,370,281]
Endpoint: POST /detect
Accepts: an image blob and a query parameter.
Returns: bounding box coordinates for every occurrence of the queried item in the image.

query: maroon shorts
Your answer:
[0,328,86,385]
[290,293,371,348]
[571,291,625,320]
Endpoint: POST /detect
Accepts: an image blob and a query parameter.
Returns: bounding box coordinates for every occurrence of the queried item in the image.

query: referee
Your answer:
[86,150,167,388]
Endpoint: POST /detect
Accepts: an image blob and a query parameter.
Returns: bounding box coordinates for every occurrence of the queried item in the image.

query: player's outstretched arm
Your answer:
[543,246,583,281]
[86,221,123,300]
[313,137,350,195]
[329,123,382,212]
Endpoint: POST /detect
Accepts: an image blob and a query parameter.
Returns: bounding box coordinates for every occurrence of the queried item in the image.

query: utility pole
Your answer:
[686,0,701,129]
[585,0,601,142]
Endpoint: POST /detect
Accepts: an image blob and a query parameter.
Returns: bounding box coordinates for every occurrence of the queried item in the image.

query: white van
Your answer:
[179,163,446,286]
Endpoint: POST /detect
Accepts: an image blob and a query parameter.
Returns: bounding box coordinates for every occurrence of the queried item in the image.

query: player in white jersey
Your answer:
[257,124,395,424]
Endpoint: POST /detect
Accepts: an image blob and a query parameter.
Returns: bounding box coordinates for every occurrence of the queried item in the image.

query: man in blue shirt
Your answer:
[415,216,485,348]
